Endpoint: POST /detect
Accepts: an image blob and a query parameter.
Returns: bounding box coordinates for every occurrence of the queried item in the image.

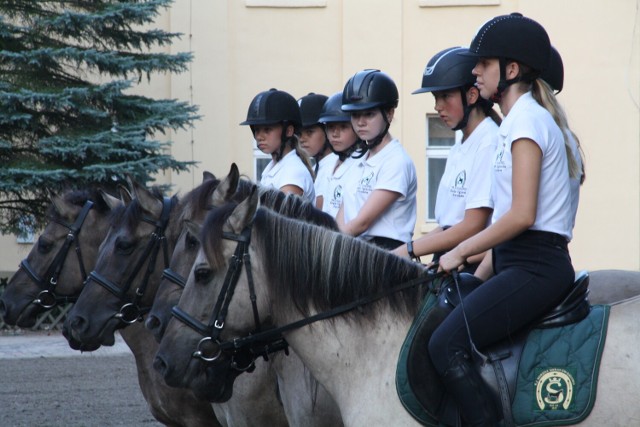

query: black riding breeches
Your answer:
[428,230,574,374]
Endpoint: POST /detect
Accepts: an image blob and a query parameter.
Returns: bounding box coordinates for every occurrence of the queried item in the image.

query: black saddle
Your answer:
[406,270,590,426]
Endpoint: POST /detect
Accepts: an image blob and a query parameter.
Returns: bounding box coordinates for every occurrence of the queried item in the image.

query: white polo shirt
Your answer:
[492,92,573,240]
[435,117,498,228]
[323,156,360,219]
[342,139,418,243]
[260,150,315,203]
[314,152,338,203]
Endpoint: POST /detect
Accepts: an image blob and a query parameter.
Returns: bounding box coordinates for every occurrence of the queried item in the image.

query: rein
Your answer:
[171,224,440,369]
[19,200,94,308]
[87,196,173,324]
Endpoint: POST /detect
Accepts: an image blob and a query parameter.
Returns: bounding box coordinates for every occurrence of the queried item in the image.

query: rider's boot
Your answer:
[442,351,499,427]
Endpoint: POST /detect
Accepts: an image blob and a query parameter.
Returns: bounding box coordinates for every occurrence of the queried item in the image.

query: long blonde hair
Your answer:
[289,134,316,180]
[531,79,585,182]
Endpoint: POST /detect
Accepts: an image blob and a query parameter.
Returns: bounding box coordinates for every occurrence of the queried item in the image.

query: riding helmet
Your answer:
[298,93,329,128]
[239,88,302,128]
[464,13,551,72]
[341,69,399,112]
[413,47,478,94]
[318,92,351,123]
[541,45,563,93]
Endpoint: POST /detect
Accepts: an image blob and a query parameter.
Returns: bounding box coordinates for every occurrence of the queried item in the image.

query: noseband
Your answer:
[19,200,94,309]
[86,197,173,324]
[171,223,439,372]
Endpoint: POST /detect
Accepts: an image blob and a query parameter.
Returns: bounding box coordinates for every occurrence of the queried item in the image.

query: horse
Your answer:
[63,168,342,427]
[154,187,640,427]
[0,189,220,427]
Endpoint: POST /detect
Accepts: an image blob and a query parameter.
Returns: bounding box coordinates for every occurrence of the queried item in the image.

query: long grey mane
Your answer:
[202,203,429,322]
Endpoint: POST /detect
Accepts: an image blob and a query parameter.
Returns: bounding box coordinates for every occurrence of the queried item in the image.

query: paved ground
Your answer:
[0,330,163,427]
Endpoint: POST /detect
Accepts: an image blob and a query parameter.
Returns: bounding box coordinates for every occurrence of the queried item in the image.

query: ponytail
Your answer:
[531,79,585,182]
[290,134,316,180]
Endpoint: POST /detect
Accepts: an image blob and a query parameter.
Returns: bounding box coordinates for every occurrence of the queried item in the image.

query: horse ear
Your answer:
[211,163,240,207]
[227,187,258,234]
[118,183,133,205]
[184,220,202,242]
[202,171,216,183]
[130,179,163,216]
[50,193,72,218]
[99,190,122,211]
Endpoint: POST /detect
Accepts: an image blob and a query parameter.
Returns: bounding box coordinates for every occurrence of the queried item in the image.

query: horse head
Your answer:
[63,178,180,351]
[0,189,117,328]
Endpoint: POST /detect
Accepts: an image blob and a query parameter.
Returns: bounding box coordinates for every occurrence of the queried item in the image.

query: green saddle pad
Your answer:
[396,301,610,427]
[512,304,609,426]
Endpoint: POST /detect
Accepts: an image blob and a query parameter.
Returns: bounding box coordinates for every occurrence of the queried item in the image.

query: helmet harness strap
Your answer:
[363,107,391,150]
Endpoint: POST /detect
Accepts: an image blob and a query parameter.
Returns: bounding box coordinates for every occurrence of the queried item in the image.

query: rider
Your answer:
[297,92,337,209]
[240,88,315,203]
[391,47,499,272]
[318,91,366,218]
[337,69,418,250]
[432,14,577,426]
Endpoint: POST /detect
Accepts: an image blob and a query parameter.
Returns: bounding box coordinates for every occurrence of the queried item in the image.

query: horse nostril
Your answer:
[145,314,160,332]
[153,354,169,377]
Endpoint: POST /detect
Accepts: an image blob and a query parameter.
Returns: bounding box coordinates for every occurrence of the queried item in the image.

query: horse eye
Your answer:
[194,267,212,283]
[115,238,134,255]
[185,233,199,250]
[37,237,53,254]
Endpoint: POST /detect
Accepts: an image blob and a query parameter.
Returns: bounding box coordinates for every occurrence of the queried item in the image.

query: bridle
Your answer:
[19,200,94,309]
[86,197,173,324]
[171,221,439,371]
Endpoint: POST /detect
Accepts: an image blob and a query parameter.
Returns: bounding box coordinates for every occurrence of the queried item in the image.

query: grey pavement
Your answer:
[0,330,129,359]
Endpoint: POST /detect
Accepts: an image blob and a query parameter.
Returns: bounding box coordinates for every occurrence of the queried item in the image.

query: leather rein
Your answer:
[86,197,173,324]
[171,223,439,371]
[19,200,94,309]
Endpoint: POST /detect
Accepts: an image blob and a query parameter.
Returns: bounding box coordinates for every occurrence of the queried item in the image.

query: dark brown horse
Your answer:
[0,189,219,427]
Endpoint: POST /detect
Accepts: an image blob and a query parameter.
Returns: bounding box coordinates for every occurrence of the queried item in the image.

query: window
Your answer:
[425,114,460,221]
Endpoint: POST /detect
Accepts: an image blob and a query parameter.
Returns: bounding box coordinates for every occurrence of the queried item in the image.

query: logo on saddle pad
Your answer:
[534,368,576,411]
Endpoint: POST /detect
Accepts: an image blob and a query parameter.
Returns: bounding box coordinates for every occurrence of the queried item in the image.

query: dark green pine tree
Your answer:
[0,0,198,235]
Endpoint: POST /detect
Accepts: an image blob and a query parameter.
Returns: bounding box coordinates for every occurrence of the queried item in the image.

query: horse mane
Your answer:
[201,203,427,323]
[257,186,338,231]
[176,177,222,224]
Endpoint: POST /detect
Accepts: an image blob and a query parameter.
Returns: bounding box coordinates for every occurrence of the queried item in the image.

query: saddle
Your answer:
[399,270,592,427]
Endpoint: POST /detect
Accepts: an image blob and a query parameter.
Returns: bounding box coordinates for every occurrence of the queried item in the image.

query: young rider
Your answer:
[318,92,366,218]
[297,92,337,210]
[337,69,418,250]
[240,88,315,203]
[430,14,578,426]
[392,47,499,272]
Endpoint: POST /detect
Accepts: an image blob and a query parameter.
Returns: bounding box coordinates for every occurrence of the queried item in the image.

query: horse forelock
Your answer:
[176,178,222,224]
[47,189,107,222]
[201,201,238,271]
[253,209,427,322]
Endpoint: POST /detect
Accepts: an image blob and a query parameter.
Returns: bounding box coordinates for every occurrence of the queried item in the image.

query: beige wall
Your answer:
[2,0,639,275]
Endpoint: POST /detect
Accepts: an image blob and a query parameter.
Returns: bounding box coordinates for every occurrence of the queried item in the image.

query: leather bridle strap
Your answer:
[162,268,186,289]
[218,272,439,356]
[88,197,173,323]
[20,200,94,308]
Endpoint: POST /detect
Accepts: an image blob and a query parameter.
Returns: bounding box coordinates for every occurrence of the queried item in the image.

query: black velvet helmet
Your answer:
[541,45,563,93]
[298,93,329,128]
[413,47,477,94]
[319,92,351,123]
[239,88,302,128]
[341,69,399,112]
[464,13,551,72]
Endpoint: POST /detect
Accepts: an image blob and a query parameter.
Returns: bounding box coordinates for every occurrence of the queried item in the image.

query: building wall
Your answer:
[2,0,639,275]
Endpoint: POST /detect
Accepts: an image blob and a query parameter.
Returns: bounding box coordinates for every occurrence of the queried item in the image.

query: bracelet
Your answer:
[406,241,421,263]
